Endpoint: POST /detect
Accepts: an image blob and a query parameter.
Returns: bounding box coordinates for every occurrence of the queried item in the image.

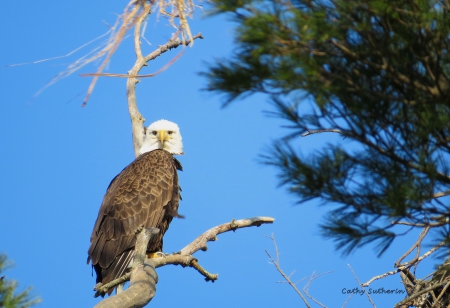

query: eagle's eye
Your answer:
[168,131,174,135]
[151,131,157,136]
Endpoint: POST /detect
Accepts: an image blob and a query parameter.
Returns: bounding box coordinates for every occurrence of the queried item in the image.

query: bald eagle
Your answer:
[87,119,184,295]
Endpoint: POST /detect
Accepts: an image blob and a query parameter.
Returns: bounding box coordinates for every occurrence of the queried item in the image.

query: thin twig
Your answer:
[303,271,333,308]
[347,264,376,308]
[263,233,320,308]
[395,226,430,267]
[265,249,311,308]
[3,31,110,68]
[341,294,354,308]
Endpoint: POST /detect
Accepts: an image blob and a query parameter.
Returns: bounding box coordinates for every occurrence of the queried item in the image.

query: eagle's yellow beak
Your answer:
[158,130,168,144]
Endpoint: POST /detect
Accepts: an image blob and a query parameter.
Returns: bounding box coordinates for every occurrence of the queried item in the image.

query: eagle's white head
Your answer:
[138,119,183,155]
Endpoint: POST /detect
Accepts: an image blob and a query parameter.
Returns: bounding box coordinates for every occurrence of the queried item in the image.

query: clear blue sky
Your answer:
[0,1,435,307]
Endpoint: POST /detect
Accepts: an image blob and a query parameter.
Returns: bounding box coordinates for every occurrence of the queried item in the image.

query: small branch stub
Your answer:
[190,260,218,282]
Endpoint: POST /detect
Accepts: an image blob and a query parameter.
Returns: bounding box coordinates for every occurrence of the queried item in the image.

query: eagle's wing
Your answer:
[87,150,177,289]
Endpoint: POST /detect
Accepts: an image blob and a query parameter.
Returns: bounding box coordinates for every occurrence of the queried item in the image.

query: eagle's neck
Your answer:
[139,141,183,156]
[139,143,162,155]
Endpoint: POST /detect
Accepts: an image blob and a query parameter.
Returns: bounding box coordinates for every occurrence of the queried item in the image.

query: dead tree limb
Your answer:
[125,31,203,155]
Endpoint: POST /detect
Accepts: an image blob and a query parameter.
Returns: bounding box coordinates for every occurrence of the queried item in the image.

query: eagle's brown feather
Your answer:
[87,149,182,295]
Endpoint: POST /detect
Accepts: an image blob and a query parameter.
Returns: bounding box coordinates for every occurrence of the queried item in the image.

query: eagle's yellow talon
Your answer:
[147,252,166,258]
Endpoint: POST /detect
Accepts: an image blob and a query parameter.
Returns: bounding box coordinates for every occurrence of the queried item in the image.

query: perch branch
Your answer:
[179,216,275,256]
[94,227,160,306]
[94,216,274,298]
[94,243,218,297]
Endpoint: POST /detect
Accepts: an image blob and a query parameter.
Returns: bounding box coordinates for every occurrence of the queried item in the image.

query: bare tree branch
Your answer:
[361,268,402,288]
[301,129,342,137]
[80,33,205,78]
[394,226,430,268]
[341,294,354,308]
[362,240,446,288]
[94,216,275,299]
[264,233,313,308]
[123,30,204,156]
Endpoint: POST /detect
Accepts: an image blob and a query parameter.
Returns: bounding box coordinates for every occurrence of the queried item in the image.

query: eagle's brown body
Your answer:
[87,149,182,294]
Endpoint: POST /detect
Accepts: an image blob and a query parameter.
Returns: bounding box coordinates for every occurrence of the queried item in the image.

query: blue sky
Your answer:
[0,1,436,307]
